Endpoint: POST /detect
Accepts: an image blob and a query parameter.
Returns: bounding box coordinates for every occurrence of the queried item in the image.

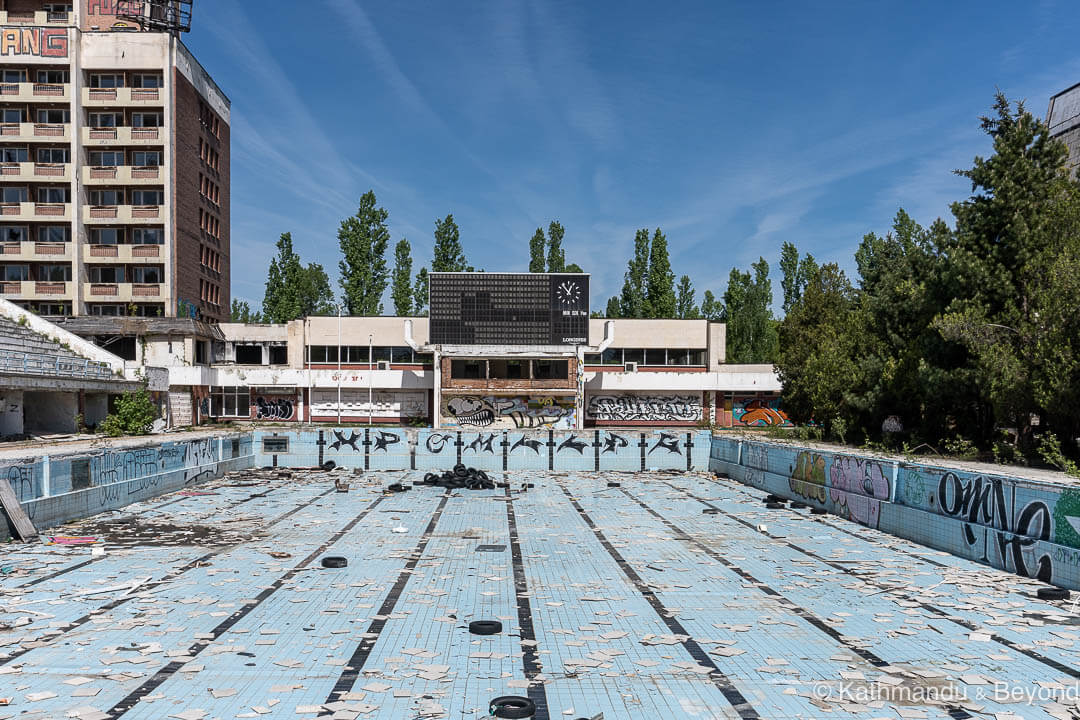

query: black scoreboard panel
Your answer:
[429,273,590,345]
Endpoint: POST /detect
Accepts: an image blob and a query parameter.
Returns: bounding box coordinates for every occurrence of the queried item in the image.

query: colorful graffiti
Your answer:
[585,394,702,422]
[788,451,827,503]
[442,395,576,429]
[0,28,68,58]
[829,456,890,528]
[733,397,790,427]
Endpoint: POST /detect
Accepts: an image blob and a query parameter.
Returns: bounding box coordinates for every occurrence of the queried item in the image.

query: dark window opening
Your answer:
[489,359,525,379]
[451,359,484,379]
[533,359,568,380]
[268,345,288,365]
[235,344,262,364]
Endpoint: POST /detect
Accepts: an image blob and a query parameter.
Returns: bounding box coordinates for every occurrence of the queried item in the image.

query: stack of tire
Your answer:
[422,464,496,490]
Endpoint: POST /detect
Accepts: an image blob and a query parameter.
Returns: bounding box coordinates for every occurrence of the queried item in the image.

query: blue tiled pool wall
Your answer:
[710,435,1080,589]
[254,428,711,473]
[1,434,255,538]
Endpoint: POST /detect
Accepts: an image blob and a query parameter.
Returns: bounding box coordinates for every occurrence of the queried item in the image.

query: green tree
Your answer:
[644,228,675,318]
[604,295,621,318]
[619,228,650,318]
[675,275,700,318]
[565,262,584,273]
[779,241,819,314]
[262,233,334,322]
[723,258,778,362]
[776,263,859,435]
[390,238,413,316]
[230,299,262,323]
[338,191,390,316]
[528,227,546,273]
[546,221,565,272]
[432,214,468,272]
[700,290,721,322]
[413,267,429,316]
[100,388,159,437]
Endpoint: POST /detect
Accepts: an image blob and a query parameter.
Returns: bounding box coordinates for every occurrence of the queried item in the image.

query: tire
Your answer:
[469,620,503,635]
[765,502,785,509]
[489,695,536,719]
[454,464,468,477]
[388,483,407,493]
[423,473,439,485]
[811,507,827,515]
[607,482,621,487]
[1037,587,1071,601]
[321,556,347,568]
[790,501,807,510]
[497,482,510,488]
[703,508,720,514]
[475,470,489,483]
[321,461,336,471]
[766,494,783,502]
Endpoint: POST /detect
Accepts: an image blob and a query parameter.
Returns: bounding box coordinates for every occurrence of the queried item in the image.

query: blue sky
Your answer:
[184,1,1080,314]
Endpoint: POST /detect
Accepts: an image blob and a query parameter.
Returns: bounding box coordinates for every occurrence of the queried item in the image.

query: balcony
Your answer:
[0,202,71,221]
[0,280,72,300]
[0,10,72,24]
[82,204,162,224]
[0,241,71,261]
[82,126,164,146]
[83,243,162,263]
[0,82,69,103]
[0,162,71,182]
[0,123,70,143]
[84,282,162,302]
[82,87,162,106]
[82,165,162,185]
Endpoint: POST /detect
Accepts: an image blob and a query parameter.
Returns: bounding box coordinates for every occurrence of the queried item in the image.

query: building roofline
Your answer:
[178,39,231,105]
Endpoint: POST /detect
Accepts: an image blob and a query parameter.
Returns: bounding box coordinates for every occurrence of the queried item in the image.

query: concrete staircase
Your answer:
[0,314,113,378]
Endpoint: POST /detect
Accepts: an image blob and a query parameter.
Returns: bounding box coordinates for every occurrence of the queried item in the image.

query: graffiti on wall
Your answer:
[255,396,294,420]
[443,395,576,429]
[311,390,427,420]
[829,456,890,528]
[733,397,790,427]
[0,28,68,58]
[937,471,1053,582]
[586,394,702,422]
[789,451,827,503]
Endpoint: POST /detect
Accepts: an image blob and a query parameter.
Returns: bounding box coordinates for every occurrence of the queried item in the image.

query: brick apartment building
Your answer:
[0,0,228,321]
[1049,82,1080,178]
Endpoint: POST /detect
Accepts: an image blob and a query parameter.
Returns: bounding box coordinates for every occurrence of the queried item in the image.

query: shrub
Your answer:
[100,389,158,437]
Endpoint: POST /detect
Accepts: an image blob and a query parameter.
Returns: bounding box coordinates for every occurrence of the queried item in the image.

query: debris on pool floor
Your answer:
[1,468,1078,719]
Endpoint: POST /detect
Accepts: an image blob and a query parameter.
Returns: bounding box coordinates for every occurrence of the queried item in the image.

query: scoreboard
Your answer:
[429,273,590,345]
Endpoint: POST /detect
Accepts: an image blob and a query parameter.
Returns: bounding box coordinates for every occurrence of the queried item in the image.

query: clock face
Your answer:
[557,280,581,307]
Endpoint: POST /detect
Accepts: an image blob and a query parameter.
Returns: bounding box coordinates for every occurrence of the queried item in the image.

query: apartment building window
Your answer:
[1,109,25,123]
[35,69,68,84]
[132,228,162,245]
[36,187,68,203]
[90,189,122,206]
[131,113,161,128]
[36,264,70,281]
[130,266,161,284]
[89,74,124,89]
[36,108,69,124]
[132,151,160,167]
[88,265,124,283]
[38,226,70,243]
[1,70,26,83]
[1,226,27,243]
[37,147,69,163]
[1,148,28,163]
[131,189,162,206]
[90,228,121,245]
[0,187,27,203]
[89,151,123,167]
[88,112,120,128]
[210,387,249,417]
[2,265,28,281]
[131,74,162,89]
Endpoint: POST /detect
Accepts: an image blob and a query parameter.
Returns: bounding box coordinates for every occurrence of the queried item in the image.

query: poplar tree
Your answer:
[644,228,676,318]
[676,275,699,318]
[413,267,429,316]
[528,228,546,273]
[546,221,565,272]
[390,238,413,316]
[432,214,468,272]
[619,229,650,318]
[338,190,390,316]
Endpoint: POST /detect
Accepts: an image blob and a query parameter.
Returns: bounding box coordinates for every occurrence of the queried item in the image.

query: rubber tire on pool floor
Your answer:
[321,556,347,568]
[387,483,408,493]
[489,696,536,719]
[765,501,785,509]
[1038,587,1071,601]
[469,620,503,635]
[811,507,828,515]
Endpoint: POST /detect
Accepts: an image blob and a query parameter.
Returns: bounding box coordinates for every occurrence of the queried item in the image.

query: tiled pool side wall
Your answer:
[1,434,255,539]
[710,435,1080,589]
[253,428,711,473]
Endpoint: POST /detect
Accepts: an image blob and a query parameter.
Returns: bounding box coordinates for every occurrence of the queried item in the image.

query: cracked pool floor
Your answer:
[1,469,1079,720]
